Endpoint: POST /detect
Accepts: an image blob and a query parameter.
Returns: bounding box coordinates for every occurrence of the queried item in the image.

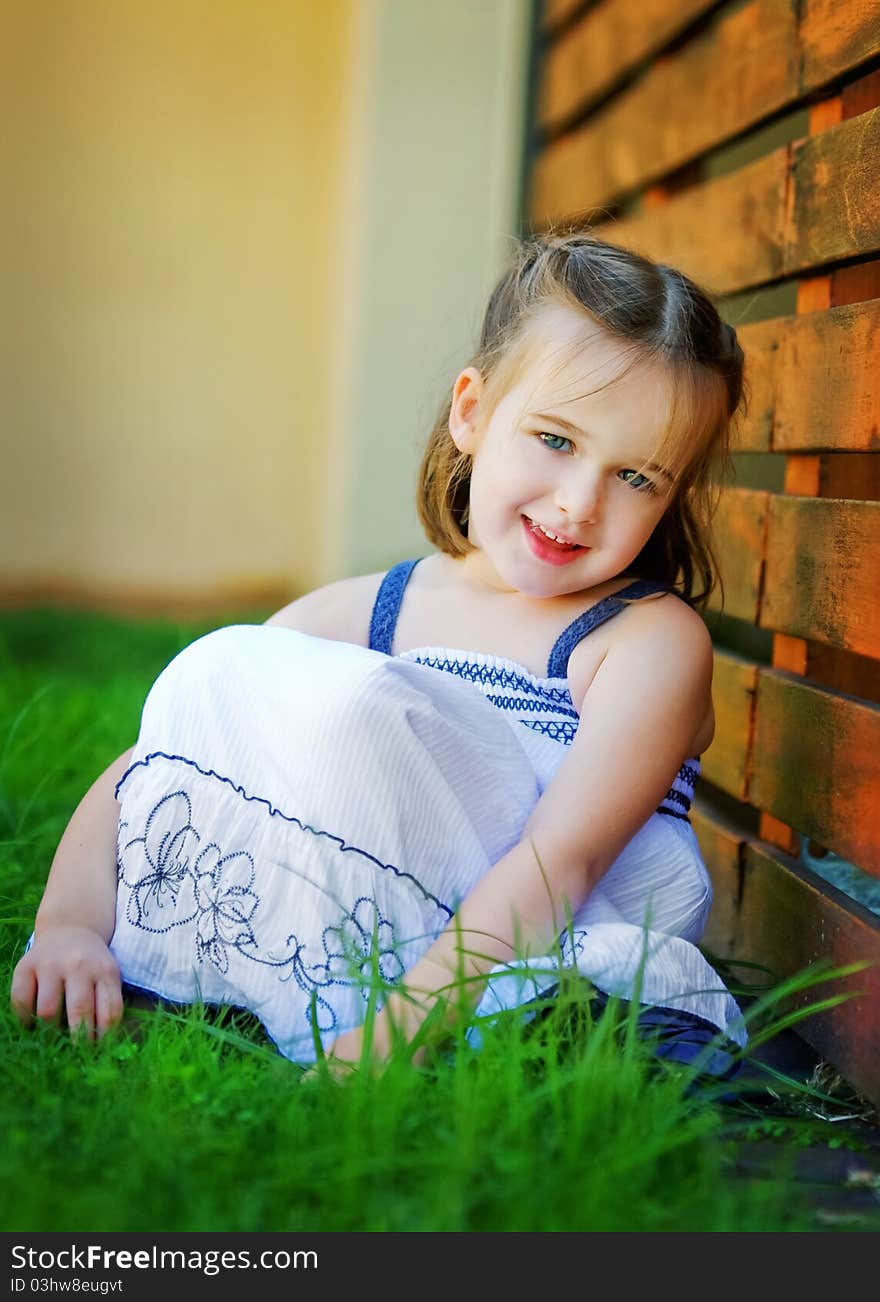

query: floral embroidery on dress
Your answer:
[116,789,411,1035]
[118,791,199,931]
[309,896,407,998]
[192,844,260,975]
[559,929,587,963]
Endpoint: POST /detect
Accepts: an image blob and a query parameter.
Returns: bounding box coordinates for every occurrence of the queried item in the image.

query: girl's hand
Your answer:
[10,925,124,1040]
[304,990,440,1082]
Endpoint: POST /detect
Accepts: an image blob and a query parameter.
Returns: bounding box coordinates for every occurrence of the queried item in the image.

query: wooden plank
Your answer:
[761,497,880,656]
[576,149,790,295]
[779,456,880,510]
[805,642,880,703]
[783,455,820,496]
[801,0,880,90]
[535,1,799,209]
[760,265,830,863]
[735,317,780,453]
[691,803,744,957]
[538,111,880,294]
[707,488,768,624]
[702,651,757,801]
[738,841,880,1107]
[542,0,585,32]
[772,299,880,453]
[831,257,880,307]
[787,107,880,272]
[814,454,880,499]
[841,66,880,119]
[539,0,721,132]
[750,669,880,872]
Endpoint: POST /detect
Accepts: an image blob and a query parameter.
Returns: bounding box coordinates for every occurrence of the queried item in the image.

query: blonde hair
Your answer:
[416,230,746,606]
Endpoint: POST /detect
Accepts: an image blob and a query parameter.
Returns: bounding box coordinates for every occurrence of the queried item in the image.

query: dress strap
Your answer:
[368,558,422,655]
[546,579,673,679]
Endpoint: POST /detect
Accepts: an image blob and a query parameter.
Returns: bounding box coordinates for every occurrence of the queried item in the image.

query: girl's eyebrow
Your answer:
[530,411,675,482]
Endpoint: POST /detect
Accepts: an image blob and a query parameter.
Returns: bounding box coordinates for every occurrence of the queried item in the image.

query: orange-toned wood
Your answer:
[541,0,584,33]
[767,229,821,869]
[738,840,880,1107]
[761,497,880,656]
[534,1,799,212]
[786,107,880,272]
[542,0,880,113]
[731,300,880,460]
[539,0,723,132]
[772,298,880,453]
[775,453,880,502]
[804,643,880,704]
[750,668,880,871]
[795,276,832,312]
[582,149,791,294]
[815,454,880,499]
[707,489,769,623]
[555,110,879,292]
[831,259,880,306]
[800,0,880,92]
[773,634,808,675]
[702,651,758,801]
[841,67,880,118]
[783,456,821,495]
[808,98,844,134]
[758,811,800,855]
[734,317,780,453]
[691,803,744,956]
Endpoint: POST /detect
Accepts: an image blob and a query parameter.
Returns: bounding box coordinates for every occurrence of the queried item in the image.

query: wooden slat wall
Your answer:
[526,0,880,1103]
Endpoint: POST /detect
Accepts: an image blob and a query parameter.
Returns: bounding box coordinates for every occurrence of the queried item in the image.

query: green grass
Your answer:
[0,608,869,1233]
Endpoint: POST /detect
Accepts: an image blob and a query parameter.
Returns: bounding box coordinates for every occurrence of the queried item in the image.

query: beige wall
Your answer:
[0,0,531,612]
[1,0,354,610]
[333,0,532,581]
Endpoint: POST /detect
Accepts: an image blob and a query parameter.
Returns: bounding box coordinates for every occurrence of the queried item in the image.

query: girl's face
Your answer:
[449,306,680,599]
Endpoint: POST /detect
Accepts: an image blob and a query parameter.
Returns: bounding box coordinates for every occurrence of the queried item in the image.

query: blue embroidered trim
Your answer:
[115,750,454,918]
[413,654,575,706]
[521,718,578,744]
[368,558,421,654]
[677,762,699,787]
[662,788,692,811]
[657,806,692,823]
[546,580,673,679]
[483,693,579,719]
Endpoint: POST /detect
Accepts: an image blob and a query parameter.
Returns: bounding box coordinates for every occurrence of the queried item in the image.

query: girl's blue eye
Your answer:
[618,468,657,493]
[538,432,572,453]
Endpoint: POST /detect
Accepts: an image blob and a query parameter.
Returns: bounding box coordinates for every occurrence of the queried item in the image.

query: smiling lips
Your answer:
[522,515,587,566]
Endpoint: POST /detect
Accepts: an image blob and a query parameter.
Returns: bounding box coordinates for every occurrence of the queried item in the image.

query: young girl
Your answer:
[11,231,747,1070]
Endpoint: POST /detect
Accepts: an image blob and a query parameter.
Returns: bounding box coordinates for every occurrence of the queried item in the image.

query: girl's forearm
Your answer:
[34,748,133,942]
[393,834,589,1026]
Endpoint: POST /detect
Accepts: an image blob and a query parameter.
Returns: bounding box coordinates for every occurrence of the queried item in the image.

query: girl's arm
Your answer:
[9,747,133,1038]
[328,597,714,1065]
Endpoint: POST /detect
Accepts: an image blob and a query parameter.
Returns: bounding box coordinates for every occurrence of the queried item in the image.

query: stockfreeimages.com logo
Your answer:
[11,1244,317,1278]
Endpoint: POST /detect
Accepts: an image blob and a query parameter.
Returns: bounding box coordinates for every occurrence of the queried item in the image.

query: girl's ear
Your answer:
[448,367,485,454]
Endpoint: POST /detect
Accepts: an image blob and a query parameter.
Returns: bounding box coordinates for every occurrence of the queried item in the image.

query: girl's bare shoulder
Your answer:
[567,589,713,711]
[262,571,387,647]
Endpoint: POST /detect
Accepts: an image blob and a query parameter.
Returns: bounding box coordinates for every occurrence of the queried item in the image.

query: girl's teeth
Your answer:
[534,521,576,547]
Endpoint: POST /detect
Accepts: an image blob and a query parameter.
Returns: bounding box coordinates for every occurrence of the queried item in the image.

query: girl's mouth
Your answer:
[522,516,587,566]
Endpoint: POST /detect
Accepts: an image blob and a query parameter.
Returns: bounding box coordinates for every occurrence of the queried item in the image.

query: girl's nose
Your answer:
[555,468,602,524]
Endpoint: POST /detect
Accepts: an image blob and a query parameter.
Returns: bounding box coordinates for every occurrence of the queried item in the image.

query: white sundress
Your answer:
[110,560,746,1065]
